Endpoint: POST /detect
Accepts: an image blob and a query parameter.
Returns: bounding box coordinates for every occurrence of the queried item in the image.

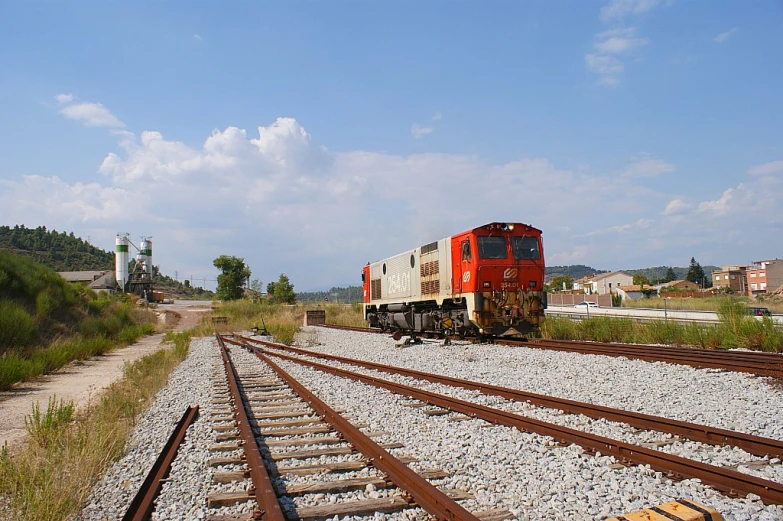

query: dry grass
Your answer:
[0,332,191,521]
[622,295,783,314]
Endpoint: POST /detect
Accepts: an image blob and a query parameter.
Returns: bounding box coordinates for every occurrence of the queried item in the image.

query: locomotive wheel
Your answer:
[391,331,402,341]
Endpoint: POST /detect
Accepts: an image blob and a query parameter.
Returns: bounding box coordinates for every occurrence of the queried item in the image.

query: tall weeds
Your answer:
[0,333,192,521]
[541,313,783,352]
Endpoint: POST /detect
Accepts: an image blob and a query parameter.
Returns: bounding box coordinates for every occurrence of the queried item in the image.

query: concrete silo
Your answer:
[115,234,130,291]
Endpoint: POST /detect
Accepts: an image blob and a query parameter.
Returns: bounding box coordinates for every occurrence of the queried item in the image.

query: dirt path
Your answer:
[0,300,212,449]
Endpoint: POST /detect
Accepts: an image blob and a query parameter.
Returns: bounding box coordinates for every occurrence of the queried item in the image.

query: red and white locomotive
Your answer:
[362,222,547,338]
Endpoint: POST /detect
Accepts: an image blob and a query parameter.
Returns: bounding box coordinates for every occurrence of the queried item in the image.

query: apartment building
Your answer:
[746,259,783,296]
[711,265,747,293]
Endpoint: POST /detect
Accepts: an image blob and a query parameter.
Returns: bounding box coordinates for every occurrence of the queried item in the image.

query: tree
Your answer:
[686,257,706,287]
[549,275,573,292]
[633,274,650,286]
[213,255,251,301]
[267,273,296,304]
[664,267,676,283]
[250,278,264,293]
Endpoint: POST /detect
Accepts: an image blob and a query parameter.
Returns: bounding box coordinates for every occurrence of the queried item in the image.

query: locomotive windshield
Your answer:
[511,236,541,260]
[477,236,508,259]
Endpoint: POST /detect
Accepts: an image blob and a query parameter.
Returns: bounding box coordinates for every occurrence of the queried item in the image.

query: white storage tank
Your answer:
[115,234,129,290]
[140,237,153,276]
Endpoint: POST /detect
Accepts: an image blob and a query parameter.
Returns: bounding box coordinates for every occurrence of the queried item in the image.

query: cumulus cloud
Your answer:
[714,28,738,43]
[663,199,691,216]
[747,160,783,177]
[3,104,782,289]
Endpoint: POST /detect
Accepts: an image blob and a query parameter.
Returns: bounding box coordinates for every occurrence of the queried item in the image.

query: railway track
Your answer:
[199,334,512,521]
[228,334,783,506]
[317,324,783,378]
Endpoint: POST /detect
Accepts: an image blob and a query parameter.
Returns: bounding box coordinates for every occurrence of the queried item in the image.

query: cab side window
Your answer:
[461,240,472,261]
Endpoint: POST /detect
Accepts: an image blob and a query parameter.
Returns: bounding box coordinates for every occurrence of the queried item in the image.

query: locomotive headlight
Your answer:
[483,281,491,288]
[529,280,537,288]
[507,224,515,231]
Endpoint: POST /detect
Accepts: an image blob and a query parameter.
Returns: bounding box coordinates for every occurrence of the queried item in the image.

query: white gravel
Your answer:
[259,326,783,521]
[77,337,218,521]
[76,329,783,521]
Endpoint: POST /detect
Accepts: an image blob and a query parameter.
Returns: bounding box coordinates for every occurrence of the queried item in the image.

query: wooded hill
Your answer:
[0,225,113,271]
[0,225,214,298]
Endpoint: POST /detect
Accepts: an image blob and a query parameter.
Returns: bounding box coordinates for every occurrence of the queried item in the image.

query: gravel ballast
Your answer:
[77,337,218,521]
[264,327,783,520]
[77,329,783,520]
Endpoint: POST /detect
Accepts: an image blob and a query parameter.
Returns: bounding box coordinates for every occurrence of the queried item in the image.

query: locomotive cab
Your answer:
[451,223,546,337]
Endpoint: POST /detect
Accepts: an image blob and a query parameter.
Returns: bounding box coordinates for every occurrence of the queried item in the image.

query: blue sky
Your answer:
[1,1,782,291]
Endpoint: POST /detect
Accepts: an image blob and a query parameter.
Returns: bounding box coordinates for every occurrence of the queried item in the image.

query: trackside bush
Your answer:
[0,301,36,348]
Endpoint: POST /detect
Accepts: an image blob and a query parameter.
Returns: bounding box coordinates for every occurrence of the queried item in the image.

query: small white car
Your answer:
[574,301,599,308]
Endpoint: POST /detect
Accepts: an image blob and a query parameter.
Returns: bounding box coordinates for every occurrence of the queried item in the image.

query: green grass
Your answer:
[0,333,192,521]
[541,303,783,352]
[0,252,160,390]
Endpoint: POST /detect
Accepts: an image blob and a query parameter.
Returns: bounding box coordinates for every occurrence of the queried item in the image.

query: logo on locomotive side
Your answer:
[462,272,471,282]
[503,268,518,279]
[387,272,410,294]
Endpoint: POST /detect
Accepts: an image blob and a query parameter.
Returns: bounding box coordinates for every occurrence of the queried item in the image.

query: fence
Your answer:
[547,293,613,307]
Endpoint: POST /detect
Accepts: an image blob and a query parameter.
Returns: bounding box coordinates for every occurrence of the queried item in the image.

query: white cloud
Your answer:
[697,187,737,215]
[59,101,125,129]
[600,0,671,22]
[3,108,782,289]
[585,54,624,75]
[714,28,738,43]
[594,27,649,54]
[411,123,434,139]
[663,199,691,216]
[193,33,203,41]
[586,28,651,86]
[432,112,442,121]
[747,160,783,176]
[54,93,74,104]
[622,156,675,178]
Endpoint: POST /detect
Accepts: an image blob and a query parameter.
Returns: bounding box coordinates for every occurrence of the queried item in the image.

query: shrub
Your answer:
[0,301,37,350]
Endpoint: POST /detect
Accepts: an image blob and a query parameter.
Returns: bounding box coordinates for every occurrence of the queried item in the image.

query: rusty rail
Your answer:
[237,339,783,505]
[122,405,199,521]
[217,334,286,521]
[316,323,783,378]
[252,350,482,521]
[233,335,783,461]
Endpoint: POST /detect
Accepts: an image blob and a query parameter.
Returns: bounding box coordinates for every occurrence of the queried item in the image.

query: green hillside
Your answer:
[0,251,156,389]
[0,225,113,271]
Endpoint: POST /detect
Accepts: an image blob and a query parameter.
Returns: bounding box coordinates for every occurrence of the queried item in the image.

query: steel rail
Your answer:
[316,323,783,378]
[217,334,286,521]
[232,335,783,460]
[122,405,199,521]
[240,340,783,505]
[534,338,783,363]
[499,339,783,378]
[251,349,482,521]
